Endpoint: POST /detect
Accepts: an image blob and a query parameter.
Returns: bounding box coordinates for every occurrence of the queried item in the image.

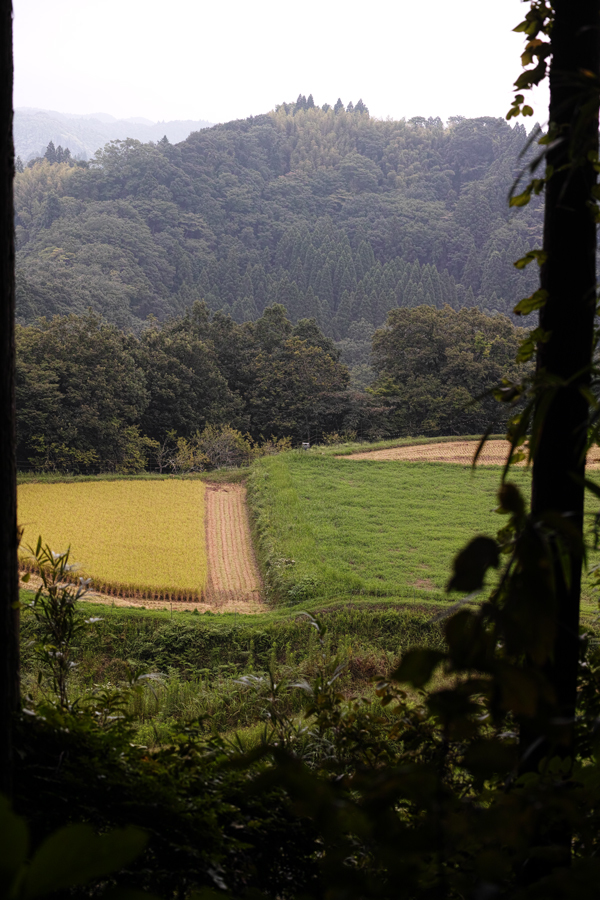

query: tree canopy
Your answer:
[372,305,524,435]
[15,304,386,471]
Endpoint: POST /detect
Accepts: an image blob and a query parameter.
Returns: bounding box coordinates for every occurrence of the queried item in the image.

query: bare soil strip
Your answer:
[204,483,263,611]
[341,440,600,467]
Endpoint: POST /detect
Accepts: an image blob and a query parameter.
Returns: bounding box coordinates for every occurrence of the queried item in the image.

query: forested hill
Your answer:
[15,101,542,337]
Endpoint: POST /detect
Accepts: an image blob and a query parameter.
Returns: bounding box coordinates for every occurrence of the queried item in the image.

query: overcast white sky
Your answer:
[13,0,549,125]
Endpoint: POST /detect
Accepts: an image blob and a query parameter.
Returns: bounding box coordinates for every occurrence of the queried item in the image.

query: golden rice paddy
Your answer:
[18,481,207,601]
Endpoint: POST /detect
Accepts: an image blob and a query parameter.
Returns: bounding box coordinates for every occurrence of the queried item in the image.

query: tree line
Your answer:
[16,302,523,473]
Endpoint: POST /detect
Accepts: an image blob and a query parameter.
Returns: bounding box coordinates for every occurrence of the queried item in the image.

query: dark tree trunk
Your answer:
[522,1,600,765]
[0,0,18,798]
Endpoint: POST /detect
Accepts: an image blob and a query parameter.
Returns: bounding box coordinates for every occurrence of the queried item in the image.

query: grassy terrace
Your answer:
[19,588,448,744]
[250,449,515,604]
[249,445,600,613]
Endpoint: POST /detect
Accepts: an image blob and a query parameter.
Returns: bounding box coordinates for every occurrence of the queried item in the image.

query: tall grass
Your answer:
[20,590,600,746]
[20,597,448,742]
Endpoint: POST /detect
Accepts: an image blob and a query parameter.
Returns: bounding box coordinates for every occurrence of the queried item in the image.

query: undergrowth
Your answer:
[20,595,446,744]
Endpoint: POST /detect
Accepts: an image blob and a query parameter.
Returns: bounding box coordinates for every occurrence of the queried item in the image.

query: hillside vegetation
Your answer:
[15,101,541,333]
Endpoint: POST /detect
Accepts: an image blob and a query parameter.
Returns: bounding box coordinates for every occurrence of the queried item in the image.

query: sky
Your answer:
[13,0,549,126]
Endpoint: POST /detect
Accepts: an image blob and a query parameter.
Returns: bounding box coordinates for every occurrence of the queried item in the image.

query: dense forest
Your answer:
[16,303,523,472]
[14,98,542,339]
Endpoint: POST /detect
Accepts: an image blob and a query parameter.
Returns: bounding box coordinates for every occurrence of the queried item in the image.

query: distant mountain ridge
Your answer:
[14,108,213,161]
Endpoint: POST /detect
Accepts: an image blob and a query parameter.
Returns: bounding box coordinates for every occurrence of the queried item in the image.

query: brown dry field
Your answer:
[21,481,264,614]
[341,439,600,467]
[204,483,263,611]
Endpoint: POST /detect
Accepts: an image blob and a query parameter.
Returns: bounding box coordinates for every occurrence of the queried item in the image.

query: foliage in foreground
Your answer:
[15,526,600,899]
[0,794,152,900]
[15,574,600,899]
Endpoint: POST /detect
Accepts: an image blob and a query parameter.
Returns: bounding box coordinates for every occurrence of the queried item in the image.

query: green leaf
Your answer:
[471,426,495,469]
[513,288,548,316]
[497,482,525,517]
[516,335,536,363]
[509,188,533,208]
[514,60,547,91]
[23,825,148,900]
[0,795,28,892]
[515,326,550,363]
[447,536,499,593]
[513,249,547,270]
[391,649,446,688]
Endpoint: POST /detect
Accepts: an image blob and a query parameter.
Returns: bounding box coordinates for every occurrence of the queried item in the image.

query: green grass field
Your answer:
[249,450,600,612]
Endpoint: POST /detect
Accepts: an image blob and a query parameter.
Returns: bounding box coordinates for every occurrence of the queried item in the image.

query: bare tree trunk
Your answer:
[0,0,18,798]
[522,1,600,766]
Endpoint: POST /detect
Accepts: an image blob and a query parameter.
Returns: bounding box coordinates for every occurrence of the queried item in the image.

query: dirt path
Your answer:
[204,483,263,610]
[340,439,600,467]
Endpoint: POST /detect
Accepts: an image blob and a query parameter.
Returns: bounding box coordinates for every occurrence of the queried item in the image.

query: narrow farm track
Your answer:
[204,483,263,610]
[341,440,600,467]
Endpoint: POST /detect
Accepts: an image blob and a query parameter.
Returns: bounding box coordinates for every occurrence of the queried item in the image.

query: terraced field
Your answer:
[20,440,600,614]
[18,481,208,602]
[342,439,600,467]
[18,479,264,611]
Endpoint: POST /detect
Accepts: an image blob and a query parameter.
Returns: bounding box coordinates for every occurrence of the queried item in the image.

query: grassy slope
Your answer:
[249,449,600,613]
[20,590,446,679]
[249,451,525,603]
